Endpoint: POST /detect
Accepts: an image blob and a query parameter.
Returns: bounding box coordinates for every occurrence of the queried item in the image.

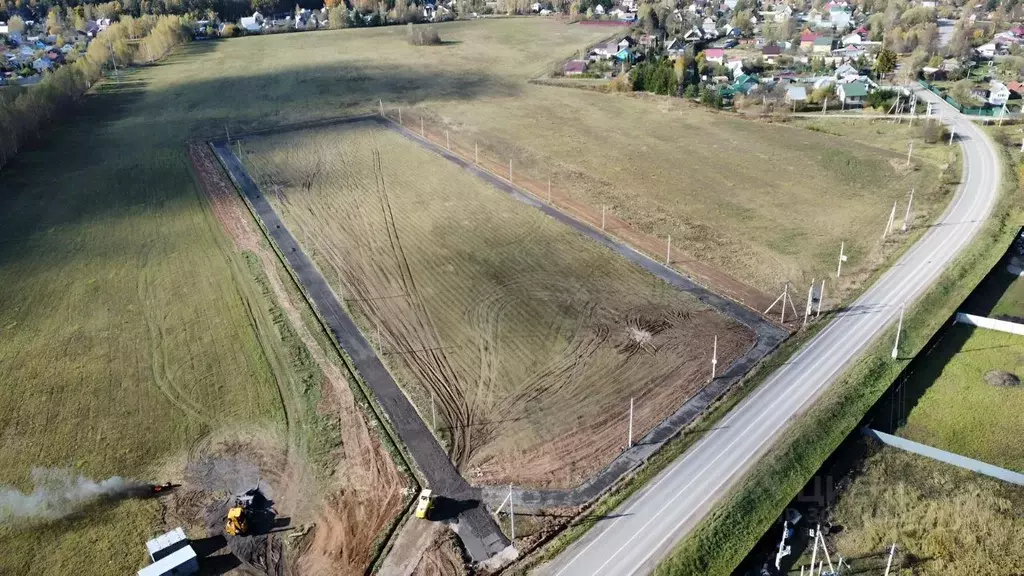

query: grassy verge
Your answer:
[821,446,1024,575]
[653,128,1022,575]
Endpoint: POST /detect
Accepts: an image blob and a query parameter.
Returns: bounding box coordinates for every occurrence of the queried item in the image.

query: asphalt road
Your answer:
[541,88,1002,576]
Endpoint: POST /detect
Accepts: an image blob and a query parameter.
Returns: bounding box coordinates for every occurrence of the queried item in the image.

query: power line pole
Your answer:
[803,278,814,329]
[627,397,634,448]
[509,484,515,542]
[906,140,914,166]
[547,176,552,203]
[809,524,819,572]
[379,98,383,116]
[398,107,402,124]
[711,335,718,380]
[509,158,512,181]
[774,520,791,570]
[883,543,897,576]
[431,392,436,432]
[822,96,828,115]
[420,116,424,137]
[902,188,915,232]
[665,235,671,265]
[837,241,847,278]
[602,205,606,230]
[446,130,450,150]
[949,125,956,145]
[891,301,905,359]
[816,278,825,318]
[883,199,897,239]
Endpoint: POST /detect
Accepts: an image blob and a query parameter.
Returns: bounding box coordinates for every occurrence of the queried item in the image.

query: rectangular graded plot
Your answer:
[243,121,756,488]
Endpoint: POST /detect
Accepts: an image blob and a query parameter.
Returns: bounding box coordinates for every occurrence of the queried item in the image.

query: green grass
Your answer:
[795,446,1024,575]
[898,326,1024,472]
[989,275,1024,318]
[653,125,1022,575]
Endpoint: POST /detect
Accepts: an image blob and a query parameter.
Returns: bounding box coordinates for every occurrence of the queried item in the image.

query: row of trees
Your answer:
[0,15,190,171]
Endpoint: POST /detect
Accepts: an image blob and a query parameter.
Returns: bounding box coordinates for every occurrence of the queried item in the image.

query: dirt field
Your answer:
[241,120,754,489]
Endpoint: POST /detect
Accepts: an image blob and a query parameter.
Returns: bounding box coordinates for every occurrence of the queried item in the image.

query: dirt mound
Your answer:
[984,370,1020,387]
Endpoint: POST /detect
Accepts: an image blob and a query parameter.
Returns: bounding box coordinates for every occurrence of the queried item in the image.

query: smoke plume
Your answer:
[0,467,150,525]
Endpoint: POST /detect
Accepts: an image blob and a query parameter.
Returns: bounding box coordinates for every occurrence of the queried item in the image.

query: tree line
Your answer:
[0,14,190,171]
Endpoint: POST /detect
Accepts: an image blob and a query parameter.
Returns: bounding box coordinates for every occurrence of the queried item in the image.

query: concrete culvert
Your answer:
[984,370,1020,388]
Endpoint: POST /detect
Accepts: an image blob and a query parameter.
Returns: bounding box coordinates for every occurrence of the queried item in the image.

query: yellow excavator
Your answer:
[225,504,249,536]
[225,487,258,536]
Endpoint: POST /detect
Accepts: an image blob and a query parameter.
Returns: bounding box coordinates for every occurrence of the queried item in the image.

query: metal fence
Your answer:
[864,428,1024,485]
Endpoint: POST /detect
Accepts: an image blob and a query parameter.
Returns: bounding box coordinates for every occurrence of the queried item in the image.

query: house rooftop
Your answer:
[813,36,834,46]
[841,81,867,97]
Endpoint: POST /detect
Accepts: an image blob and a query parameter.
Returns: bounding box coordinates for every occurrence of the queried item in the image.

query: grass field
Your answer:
[171,18,957,303]
[895,325,1024,472]
[821,446,1024,575]
[241,120,754,488]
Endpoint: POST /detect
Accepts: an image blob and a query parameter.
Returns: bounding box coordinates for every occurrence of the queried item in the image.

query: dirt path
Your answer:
[188,142,409,575]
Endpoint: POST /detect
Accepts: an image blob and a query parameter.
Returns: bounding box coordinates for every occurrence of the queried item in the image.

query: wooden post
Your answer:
[666,235,671,265]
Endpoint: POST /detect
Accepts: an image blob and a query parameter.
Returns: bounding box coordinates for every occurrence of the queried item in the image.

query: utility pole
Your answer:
[837,241,847,278]
[822,96,828,115]
[509,158,512,181]
[883,543,897,576]
[509,484,515,542]
[711,335,718,380]
[431,393,436,432]
[891,301,905,359]
[810,525,819,572]
[782,284,789,324]
[446,130,450,150]
[627,397,634,448]
[225,124,230,143]
[902,188,915,232]
[883,199,897,239]
[816,278,825,318]
[602,205,606,230]
[236,139,242,159]
[666,235,672,265]
[803,278,815,329]
[421,116,424,137]
[949,125,956,145]
[774,520,791,570]
[547,176,552,203]
[398,107,402,124]
[379,99,383,116]
[906,140,914,166]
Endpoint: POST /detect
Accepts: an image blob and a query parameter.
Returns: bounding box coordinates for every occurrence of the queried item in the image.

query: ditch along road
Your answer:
[210,136,510,563]
[542,88,1002,575]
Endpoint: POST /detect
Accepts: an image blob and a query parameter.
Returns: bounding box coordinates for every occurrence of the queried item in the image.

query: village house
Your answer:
[837,81,868,106]
[563,60,588,76]
[704,47,726,64]
[786,85,808,104]
[761,43,782,64]
[800,30,819,51]
[988,81,1011,107]
[812,36,835,54]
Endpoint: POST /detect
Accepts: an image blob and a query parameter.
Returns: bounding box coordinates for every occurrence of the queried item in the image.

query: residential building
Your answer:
[564,60,587,75]
[976,42,996,58]
[703,16,718,36]
[704,47,726,64]
[988,81,1011,106]
[812,36,835,54]
[762,43,782,64]
[786,85,808,103]
[837,81,868,105]
[240,11,264,31]
[667,37,688,58]
[800,30,819,50]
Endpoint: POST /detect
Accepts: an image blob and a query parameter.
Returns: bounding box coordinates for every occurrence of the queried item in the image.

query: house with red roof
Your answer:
[704,48,726,64]
[800,30,819,51]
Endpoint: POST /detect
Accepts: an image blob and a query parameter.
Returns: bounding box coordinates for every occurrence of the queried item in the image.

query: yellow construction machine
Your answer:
[224,488,258,536]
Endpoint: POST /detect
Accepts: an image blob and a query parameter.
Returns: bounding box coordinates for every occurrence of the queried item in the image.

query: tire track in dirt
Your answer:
[370,144,477,468]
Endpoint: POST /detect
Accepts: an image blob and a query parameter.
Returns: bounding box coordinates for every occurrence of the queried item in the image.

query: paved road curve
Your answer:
[542,89,1002,576]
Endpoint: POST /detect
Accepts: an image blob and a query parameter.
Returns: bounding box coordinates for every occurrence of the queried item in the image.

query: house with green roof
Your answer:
[837,81,868,106]
[811,36,834,54]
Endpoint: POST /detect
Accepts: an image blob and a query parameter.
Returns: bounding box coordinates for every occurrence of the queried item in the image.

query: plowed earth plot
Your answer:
[243,121,755,489]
